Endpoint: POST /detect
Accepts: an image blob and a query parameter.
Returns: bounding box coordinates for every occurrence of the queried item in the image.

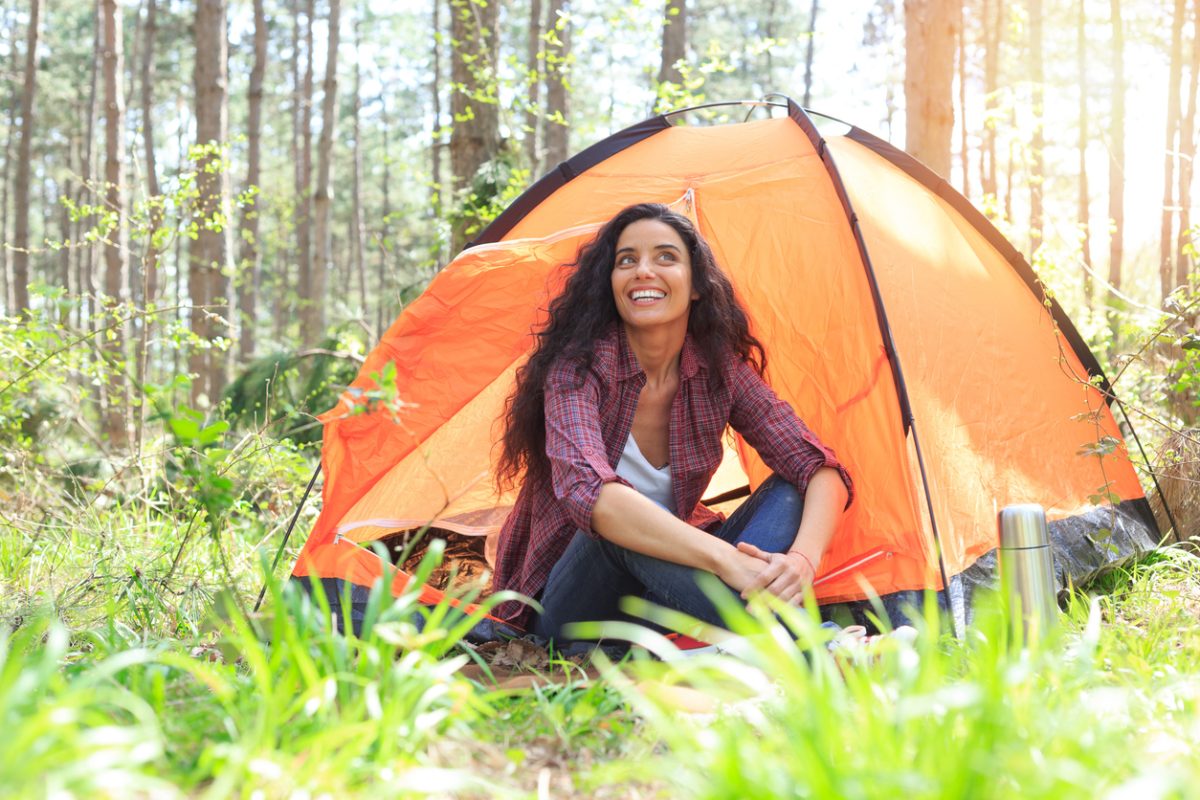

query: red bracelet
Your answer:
[787,550,816,577]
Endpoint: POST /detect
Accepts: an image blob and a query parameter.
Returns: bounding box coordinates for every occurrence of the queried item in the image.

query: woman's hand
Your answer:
[734,542,816,603]
[714,545,773,595]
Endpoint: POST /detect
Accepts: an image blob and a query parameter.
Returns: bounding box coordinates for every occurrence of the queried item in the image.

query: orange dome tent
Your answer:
[284,99,1161,632]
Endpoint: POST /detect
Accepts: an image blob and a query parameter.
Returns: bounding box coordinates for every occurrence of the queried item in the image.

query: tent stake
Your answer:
[254,464,322,613]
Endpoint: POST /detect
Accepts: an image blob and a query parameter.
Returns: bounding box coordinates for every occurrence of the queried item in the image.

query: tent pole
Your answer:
[784,97,961,637]
[254,464,322,613]
[1116,399,1181,541]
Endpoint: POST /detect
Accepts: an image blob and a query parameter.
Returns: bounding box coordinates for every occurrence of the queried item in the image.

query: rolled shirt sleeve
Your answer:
[727,359,854,508]
[543,362,626,536]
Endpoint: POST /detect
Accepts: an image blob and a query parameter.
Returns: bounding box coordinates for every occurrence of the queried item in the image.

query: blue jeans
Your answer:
[532,474,806,642]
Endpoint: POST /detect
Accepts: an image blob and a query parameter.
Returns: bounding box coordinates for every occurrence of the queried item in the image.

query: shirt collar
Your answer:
[613,324,706,383]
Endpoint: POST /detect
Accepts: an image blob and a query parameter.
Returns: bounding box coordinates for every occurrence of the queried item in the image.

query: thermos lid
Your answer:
[998,504,1051,549]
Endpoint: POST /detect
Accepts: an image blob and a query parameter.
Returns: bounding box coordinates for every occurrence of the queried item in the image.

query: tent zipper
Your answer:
[813,547,892,587]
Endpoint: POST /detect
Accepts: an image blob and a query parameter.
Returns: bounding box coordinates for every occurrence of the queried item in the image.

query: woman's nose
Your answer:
[634,258,654,277]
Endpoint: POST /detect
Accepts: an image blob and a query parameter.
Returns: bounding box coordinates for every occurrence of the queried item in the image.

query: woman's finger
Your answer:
[736,541,770,561]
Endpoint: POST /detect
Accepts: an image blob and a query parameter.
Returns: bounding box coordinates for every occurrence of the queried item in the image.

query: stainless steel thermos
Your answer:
[998,504,1059,640]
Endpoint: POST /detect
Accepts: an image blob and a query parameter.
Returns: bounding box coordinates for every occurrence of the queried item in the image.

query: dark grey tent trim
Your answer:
[842,126,1113,401]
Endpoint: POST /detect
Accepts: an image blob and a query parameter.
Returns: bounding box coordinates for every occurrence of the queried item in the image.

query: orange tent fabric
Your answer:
[291,100,1156,623]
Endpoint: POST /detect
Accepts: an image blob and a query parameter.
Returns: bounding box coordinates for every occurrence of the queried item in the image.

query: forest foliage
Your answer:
[0,0,1199,795]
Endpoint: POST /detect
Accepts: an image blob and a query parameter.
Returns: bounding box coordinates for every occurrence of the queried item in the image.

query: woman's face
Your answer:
[610,218,699,335]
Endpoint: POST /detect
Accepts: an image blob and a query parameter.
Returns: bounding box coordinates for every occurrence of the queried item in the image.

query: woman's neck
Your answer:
[624,322,686,387]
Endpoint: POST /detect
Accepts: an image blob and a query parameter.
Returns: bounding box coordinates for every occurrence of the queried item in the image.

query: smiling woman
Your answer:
[491,203,853,643]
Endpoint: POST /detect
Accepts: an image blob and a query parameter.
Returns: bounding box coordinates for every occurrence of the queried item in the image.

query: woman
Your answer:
[492,203,853,641]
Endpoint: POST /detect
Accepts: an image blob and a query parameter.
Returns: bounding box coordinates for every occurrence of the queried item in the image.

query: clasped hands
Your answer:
[718,541,817,605]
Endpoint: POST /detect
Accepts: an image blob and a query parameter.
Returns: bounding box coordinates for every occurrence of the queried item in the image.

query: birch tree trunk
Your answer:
[237,0,267,360]
[190,0,229,405]
[904,0,959,178]
[0,9,19,313]
[543,0,570,167]
[1161,0,1186,300]
[1108,0,1125,291]
[309,0,341,345]
[101,0,128,441]
[11,0,40,315]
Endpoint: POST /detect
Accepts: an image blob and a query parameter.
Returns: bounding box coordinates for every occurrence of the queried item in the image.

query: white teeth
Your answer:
[631,289,665,300]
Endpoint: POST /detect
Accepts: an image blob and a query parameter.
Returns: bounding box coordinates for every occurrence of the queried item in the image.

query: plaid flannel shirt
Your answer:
[491,325,853,628]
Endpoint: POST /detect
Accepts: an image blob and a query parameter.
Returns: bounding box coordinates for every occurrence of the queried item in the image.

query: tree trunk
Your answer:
[238,0,266,361]
[449,0,500,252]
[1077,0,1092,305]
[803,0,819,107]
[543,0,570,167]
[1108,0,1125,291]
[296,0,315,338]
[1176,0,1200,290]
[981,0,1001,199]
[658,0,686,87]
[0,34,17,312]
[78,6,101,337]
[351,15,367,313]
[378,91,390,336]
[957,0,969,198]
[524,0,543,173]
[1161,0,1186,300]
[141,0,161,311]
[1028,0,1044,257]
[101,0,128,442]
[309,0,341,345]
[904,0,959,178]
[11,0,41,316]
[190,0,229,406]
[432,0,445,207]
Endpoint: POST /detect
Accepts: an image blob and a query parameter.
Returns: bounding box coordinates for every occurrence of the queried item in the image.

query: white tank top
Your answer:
[616,433,676,514]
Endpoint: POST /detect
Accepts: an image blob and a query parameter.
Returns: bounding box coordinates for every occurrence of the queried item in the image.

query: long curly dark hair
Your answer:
[496,203,766,492]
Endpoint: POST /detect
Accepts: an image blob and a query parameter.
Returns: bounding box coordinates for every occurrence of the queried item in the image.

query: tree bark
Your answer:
[141,0,161,311]
[190,0,229,405]
[524,0,543,173]
[957,0,969,198]
[101,0,128,442]
[0,10,18,313]
[543,0,570,167]
[309,0,341,345]
[1161,0,1186,300]
[904,0,959,178]
[981,0,1001,198]
[351,14,367,312]
[433,0,445,207]
[1108,0,1125,291]
[378,91,390,336]
[449,0,500,252]
[11,0,41,316]
[803,0,819,108]
[296,0,315,337]
[1028,0,1044,257]
[238,0,267,360]
[1077,0,1092,305]
[658,0,686,87]
[1176,0,1200,290]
